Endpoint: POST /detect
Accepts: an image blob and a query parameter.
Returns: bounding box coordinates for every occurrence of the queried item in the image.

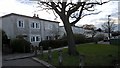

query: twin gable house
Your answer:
[1,13,59,46]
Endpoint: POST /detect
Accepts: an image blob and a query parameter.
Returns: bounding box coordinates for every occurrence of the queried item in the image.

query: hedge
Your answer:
[39,34,95,50]
[10,38,31,53]
[110,39,120,45]
[39,39,67,50]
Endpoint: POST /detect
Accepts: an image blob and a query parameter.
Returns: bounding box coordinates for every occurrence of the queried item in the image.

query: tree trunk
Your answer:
[60,15,79,56]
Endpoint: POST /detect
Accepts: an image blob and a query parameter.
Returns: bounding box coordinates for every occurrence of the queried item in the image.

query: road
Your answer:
[2,57,46,68]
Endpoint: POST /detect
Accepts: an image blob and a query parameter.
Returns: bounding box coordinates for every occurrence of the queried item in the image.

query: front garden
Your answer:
[37,43,119,67]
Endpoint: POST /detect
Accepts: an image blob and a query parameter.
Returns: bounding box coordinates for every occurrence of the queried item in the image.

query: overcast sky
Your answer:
[0,0,119,28]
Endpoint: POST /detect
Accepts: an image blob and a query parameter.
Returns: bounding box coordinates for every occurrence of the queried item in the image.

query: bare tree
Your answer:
[102,15,116,40]
[82,24,96,39]
[29,0,109,55]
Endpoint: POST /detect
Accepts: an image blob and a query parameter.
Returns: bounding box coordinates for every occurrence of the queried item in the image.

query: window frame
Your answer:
[30,35,41,42]
[30,21,40,29]
[17,19,24,28]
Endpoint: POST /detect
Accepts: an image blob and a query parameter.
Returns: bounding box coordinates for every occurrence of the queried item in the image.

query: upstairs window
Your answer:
[31,22,40,29]
[17,20,24,28]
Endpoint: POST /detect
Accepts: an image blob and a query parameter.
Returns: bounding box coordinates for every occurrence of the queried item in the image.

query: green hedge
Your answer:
[2,30,8,44]
[62,34,94,44]
[110,39,120,45]
[74,34,86,44]
[39,34,95,50]
[10,38,31,53]
[39,39,67,50]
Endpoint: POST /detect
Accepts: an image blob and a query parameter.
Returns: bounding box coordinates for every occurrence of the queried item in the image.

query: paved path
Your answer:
[98,41,110,44]
[2,53,46,68]
[2,58,45,66]
[3,53,34,59]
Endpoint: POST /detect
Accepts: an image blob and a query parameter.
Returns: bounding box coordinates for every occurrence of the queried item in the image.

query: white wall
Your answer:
[59,26,85,38]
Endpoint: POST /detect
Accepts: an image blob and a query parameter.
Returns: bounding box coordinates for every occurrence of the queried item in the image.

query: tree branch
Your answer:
[70,1,109,26]
[70,2,86,25]
[86,1,109,5]
[81,11,101,18]
[67,2,83,17]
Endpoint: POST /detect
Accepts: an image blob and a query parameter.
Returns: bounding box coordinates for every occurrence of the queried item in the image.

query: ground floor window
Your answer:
[30,35,41,42]
[46,36,53,40]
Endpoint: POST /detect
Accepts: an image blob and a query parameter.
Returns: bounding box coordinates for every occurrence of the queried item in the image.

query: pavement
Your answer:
[98,41,110,44]
[2,53,47,68]
[3,53,34,61]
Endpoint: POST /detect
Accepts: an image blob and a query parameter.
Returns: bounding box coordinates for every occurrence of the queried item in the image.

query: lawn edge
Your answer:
[32,57,56,68]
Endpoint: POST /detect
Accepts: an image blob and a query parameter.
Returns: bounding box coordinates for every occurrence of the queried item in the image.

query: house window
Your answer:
[30,35,41,42]
[17,20,24,28]
[31,22,40,29]
[31,36,35,42]
[31,23,35,28]
[46,36,52,40]
[36,36,40,41]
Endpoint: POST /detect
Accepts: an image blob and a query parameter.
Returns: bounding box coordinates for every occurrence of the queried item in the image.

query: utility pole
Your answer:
[108,15,111,40]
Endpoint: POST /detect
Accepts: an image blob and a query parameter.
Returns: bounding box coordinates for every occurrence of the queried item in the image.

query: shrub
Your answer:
[10,38,31,53]
[39,34,95,50]
[39,39,67,50]
[61,34,91,44]
[110,39,120,45]
[85,37,94,43]
[95,34,105,41]
[74,34,86,44]
[2,30,8,44]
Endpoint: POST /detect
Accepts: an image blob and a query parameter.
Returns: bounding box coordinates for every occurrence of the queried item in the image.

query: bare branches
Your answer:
[86,1,109,5]
[36,0,109,26]
[69,0,109,25]
[67,2,83,17]
[52,10,58,20]
[102,19,116,32]
[81,11,101,18]
[83,4,95,11]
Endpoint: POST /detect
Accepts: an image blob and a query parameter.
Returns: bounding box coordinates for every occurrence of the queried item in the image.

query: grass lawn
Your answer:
[37,43,119,67]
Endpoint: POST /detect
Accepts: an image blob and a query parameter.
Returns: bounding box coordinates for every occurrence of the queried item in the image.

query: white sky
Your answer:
[0,0,119,28]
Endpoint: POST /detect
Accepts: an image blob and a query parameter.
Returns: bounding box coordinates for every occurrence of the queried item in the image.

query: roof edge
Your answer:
[1,13,60,23]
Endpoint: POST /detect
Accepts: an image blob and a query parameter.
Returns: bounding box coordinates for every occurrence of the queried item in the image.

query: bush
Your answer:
[2,30,9,44]
[10,38,31,53]
[110,39,120,45]
[39,39,67,50]
[95,34,105,41]
[74,34,86,44]
[61,34,92,44]
[85,37,94,43]
[39,34,95,50]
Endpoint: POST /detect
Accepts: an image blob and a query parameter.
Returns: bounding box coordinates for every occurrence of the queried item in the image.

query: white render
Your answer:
[59,26,108,39]
[59,26,85,38]
[1,13,59,46]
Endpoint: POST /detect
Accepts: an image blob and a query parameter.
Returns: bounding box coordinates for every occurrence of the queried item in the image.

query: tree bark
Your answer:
[60,15,79,55]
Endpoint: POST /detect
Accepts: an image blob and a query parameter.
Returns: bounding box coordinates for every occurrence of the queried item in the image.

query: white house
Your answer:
[1,13,59,46]
[59,26,85,38]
